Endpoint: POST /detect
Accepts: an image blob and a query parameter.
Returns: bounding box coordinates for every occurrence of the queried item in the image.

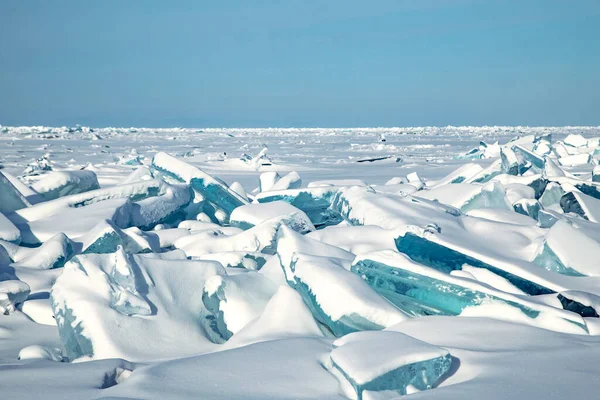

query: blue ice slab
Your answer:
[532,243,585,277]
[256,187,343,228]
[394,232,554,296]
[352,258,541,318]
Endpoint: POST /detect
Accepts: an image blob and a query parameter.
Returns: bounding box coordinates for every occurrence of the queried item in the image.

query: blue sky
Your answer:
[1,0,599,127]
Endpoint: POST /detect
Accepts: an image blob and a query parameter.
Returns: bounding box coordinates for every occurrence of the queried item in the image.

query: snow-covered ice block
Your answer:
[429,163,484,187]
[51,249,225,361]
[283,252,408,337]
[560,191,600,222]
[151,152,248,224]
[533,220,600,277]
[258,171,280,192]
[276,225,355,279]
[352,251,586,333]
[197,251,271,270]
[559,153,591,167]
[229,201,315,234]
[394,230,555,296]
[11,232,74,269]
[564,134,588,148]
[228,181,248,201]
[80,220,158,254]
[466,159,503,183]
[308,225,397,255]
[0,212,20,244]
[500,147,527,175]
[12,197,132,245]
[540,182,565,207]
[308,179,367,188]
[415,182,512,214]
[0,280,30,314]
[269,171,302,191]
[202,271,277,340]
[544,157,566,178]
[175,215,293,258]
[31,170,100,201]
[512,145,545,172]
[121,166,153,185]
[0,171,31,213]
[256,186,342,228]
[128,183,192,230]
[513,199,541,220]
[17,345,63,362]
[329,331,452,399]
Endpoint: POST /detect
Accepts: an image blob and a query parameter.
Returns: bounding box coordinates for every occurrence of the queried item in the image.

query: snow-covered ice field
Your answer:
[2,125,600,399]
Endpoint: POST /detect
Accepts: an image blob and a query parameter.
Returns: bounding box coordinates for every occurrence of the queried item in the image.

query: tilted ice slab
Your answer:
[329,330,452,399]
[51,248,225,361]
[352,250,587,334]
[282,252,408,337]
[560,190,600,222]
[229,201,315,234]
[308,225,398,255]
[202,270,278,340]
[151,151,248,224]
[31,170,100,201]
[255,186,344,228]
[394,226,600,299]
[197,251,271,270]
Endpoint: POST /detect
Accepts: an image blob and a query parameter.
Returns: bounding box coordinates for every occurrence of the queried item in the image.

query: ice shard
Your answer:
[0,171,31,213]
[329,331,452,399]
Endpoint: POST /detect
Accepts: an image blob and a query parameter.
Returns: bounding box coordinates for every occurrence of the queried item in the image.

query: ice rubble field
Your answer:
[2,126,600,399]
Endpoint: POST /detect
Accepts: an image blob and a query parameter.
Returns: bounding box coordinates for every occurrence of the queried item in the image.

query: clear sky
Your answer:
[1,0,599,127]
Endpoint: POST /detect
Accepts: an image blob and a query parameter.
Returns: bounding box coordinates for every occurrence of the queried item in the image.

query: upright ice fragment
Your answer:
[329,331,452,399]
[0,171,31,213]
[560,191,600,222]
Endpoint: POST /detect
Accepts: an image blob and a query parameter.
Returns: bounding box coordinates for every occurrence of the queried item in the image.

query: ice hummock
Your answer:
[329,330,452,399]
[0,280,31,314]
